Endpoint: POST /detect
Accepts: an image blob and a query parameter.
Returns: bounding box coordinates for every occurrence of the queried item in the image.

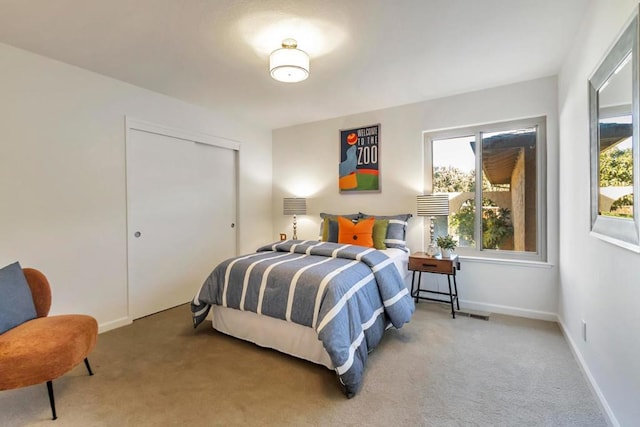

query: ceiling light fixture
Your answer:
[270,38,309,83]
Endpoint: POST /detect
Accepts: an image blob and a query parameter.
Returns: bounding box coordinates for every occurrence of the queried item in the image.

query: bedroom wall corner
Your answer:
[0,42,272,331]
[557,0,640,425]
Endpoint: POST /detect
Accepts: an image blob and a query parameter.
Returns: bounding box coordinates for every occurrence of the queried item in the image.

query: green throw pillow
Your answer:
[321,218,340,242]
[372,219,389,250]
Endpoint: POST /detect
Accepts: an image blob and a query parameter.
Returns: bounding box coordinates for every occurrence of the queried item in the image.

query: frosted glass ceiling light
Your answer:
[270,38,309,83]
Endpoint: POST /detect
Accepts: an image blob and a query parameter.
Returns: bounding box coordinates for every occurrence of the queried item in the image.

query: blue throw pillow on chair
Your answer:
[0,262,38,334]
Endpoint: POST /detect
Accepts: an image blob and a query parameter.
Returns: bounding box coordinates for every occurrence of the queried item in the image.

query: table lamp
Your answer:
[283,197,307,240]
[416,194,450,255]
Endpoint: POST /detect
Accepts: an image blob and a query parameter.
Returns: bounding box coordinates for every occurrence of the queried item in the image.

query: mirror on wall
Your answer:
[598,56,632,219]
[589,6,640,252]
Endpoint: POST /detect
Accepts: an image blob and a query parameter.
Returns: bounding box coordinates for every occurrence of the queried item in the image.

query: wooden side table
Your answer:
[409,252,460,318]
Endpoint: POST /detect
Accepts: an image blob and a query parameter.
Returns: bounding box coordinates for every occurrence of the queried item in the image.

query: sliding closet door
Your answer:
[127,124,237,320]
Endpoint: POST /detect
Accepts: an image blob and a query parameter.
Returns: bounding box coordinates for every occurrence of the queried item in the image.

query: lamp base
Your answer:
[426,243,438,257]
[292,214,298,240]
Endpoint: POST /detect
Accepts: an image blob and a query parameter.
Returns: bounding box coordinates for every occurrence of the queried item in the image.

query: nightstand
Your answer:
[409,252,460,318]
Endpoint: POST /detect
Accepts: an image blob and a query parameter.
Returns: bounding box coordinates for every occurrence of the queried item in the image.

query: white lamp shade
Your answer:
[270,47,309,83]
[417,194,450,216]
[283,198,307,215]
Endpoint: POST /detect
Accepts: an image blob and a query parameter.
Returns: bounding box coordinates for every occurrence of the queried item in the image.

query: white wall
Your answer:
[273,76,559,319]
[558,1,640,425]
[0,43,273,331]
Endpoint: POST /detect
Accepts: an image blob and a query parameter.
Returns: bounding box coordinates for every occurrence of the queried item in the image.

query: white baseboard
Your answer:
[98,316,131,334]
[459,299,557,321]
[557,319,619,427]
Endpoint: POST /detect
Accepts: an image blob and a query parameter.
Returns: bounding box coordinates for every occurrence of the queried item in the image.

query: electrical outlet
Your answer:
[582,320,587,342]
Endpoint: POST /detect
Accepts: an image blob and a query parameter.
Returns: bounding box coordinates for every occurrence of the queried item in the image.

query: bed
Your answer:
[191,213,414,397]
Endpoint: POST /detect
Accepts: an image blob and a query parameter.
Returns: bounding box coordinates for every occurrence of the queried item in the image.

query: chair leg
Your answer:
[44,359,92,421]
[84,358,94,376]
[46,381,57,420]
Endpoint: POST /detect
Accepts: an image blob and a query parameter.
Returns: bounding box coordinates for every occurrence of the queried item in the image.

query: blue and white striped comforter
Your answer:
[191,240,415,397]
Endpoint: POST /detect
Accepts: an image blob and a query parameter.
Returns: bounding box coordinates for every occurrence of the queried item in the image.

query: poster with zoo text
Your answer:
[339,124,380,193]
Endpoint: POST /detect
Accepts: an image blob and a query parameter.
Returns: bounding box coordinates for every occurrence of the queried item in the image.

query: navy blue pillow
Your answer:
[0,262,37,334]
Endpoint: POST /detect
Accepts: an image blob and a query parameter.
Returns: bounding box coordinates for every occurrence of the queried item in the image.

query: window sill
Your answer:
[458,255,554,269]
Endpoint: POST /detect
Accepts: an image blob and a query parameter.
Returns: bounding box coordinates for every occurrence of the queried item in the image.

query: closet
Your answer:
[126,119,238,319]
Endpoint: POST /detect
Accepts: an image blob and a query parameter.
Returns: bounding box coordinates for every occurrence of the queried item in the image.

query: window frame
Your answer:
[424,116,547,262]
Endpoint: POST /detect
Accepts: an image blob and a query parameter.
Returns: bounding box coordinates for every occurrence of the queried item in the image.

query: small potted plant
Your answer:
[436,234,457,258]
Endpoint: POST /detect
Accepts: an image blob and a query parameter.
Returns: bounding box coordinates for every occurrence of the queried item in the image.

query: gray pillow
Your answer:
[326,218,339,242]
[0,262,37,334]
[359,213,412,250]
[319,212,360,220]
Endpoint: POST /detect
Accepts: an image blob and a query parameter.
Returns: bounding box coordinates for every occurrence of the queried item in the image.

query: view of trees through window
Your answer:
[432,125,538,253]
[598,115,634,218]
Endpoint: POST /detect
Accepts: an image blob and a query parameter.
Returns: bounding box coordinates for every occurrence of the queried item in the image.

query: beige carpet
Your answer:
[1,302,607,426]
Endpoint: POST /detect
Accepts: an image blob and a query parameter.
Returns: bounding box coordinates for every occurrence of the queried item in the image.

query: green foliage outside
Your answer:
[599,147,633,216]
[433,166,509,193]
[433,166,514,249]
[433,166,475,192]
[482,206,514,249]
[600,147,633,184]
[450,199,514,249]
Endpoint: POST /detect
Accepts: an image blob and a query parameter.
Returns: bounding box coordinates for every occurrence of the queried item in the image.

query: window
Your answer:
[425,117,547,262]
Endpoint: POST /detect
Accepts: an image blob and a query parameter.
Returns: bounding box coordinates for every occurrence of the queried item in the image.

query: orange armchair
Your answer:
[0,268,98,420]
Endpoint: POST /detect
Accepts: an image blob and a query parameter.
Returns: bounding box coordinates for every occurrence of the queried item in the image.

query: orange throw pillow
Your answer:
[338,216,375,248]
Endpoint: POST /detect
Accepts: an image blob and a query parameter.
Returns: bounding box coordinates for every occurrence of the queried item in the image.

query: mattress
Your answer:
[210,247,410,369]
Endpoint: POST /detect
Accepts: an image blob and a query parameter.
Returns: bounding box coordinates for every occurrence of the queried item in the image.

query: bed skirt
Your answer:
[212,305,334,369]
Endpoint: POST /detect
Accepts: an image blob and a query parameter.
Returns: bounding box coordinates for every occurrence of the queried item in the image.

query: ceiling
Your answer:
[0,0,590,130]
